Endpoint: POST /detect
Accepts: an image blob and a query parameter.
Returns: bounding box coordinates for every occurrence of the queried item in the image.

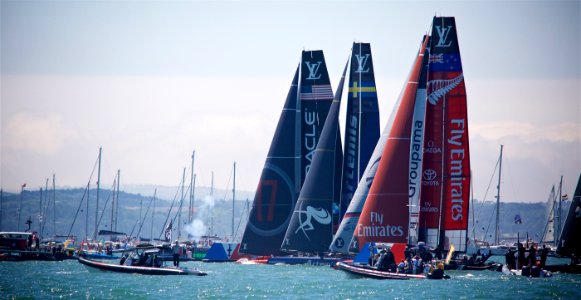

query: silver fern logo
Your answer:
[427,74,464,105]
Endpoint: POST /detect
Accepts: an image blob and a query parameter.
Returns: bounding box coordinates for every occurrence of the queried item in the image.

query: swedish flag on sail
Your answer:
[348,81,376,98]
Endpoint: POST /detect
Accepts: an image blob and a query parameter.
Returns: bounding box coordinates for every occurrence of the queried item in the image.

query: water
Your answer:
[1,257,580,299]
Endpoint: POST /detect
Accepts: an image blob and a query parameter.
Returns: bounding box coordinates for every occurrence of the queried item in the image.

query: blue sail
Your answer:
[239,66,301,256]
[240,51,335,256]
[339,43,380,228]
[281,59,348,253]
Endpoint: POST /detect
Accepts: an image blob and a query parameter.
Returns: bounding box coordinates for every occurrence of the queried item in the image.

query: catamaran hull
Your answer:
[542,263,581,274]
[267,256,341,266]
[78,256,207,276]
[335,261,447,280]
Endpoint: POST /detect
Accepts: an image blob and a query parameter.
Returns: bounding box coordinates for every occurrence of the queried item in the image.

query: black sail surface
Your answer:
[240,66,300,255]
[281,60,348,253]
[300,50,335,185]
[339,42,380,227]
[557,173,581,258]
[240,51,335,256]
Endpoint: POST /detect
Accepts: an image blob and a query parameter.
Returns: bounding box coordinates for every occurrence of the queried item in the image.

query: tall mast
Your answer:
[111,176,116,241]
[18,184,25,231]
[210,171,214,236]
[39,187,43,234]
[232,162,236,239]
[43,178,48,234]
[86,182,90,240]
[0,188,3,231]
[556,175,563,245]
[140,192,143,237]
[151,188,156,241]
[495,144,504,245]
[52,174,56,237]
[189,151,195,224]
[179,167,185,240]
[94,147,102,240]
[115,169,120,232]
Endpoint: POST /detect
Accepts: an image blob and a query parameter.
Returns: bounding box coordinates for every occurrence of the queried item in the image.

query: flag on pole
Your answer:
[164,221,172,242]
[445,244,455,265]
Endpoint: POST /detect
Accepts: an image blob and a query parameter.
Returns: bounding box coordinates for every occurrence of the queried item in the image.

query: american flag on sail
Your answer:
[300,85,333,100]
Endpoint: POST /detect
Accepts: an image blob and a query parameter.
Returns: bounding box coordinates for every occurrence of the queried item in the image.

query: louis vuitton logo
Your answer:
[305,61,322,80]
[435,25,453,48]
[355,54,370,73]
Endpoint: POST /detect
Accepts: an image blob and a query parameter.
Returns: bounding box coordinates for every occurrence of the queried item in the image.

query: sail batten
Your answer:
[329,43,381,253]
[350,36,429,250]
[241,50,336,255]
[419,16,470,252]
[281,57,349,253]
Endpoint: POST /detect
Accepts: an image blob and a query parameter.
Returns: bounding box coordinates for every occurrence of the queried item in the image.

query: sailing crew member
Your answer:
[528,244,537,267]
[539,245,549,268]
[172,240,181,267]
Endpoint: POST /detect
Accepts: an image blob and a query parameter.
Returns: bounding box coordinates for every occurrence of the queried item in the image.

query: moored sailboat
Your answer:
[543,173,581,274]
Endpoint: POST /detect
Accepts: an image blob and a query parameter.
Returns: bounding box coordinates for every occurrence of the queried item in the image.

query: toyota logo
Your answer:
[423,169,437,181]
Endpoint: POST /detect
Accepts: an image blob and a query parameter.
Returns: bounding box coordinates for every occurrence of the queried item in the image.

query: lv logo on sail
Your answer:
[435,25,453,47]
[355,54,370,73]
[305,61,322,79]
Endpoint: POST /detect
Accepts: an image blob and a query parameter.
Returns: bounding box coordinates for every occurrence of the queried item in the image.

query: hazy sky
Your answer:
[1,0,579,203]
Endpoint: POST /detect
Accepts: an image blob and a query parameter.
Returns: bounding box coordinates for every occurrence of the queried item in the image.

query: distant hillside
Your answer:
[122,184,255,203]
[469,200,570,244]
[0,188,251,242]
[0,188,570,245]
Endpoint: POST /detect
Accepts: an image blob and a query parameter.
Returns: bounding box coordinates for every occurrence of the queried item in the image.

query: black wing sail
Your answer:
[557,173,581,258]
[239,66,301,256]
[339,43,380,226]
[281,59,349,253]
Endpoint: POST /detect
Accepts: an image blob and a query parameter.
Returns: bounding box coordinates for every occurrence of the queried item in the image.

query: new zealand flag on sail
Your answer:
[428,53,462,72]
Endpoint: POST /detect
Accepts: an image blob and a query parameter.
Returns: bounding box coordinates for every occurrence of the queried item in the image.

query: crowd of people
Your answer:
[504,242,550,270]
[368,243,445,278]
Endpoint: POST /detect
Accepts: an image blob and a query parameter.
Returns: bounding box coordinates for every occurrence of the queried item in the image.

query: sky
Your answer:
[1,0,580,203]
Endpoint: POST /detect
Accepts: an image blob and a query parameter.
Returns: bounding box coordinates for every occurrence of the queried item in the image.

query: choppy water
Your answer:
[1,256,580,299]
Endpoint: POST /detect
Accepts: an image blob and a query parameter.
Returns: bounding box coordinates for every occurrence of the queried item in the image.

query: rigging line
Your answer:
[67,151,101,237]
[474,153,500,225]
[482,202,497,243]
[233,198,250,242]
[503,159,519,202]
[470,170,476,243]
[480,153,502,243]
[171,183,192,228]
[221,168,233,202]
[159,173,186,240]
[135,191,155,240]
[66,185,89,238]
[95,176,119,233]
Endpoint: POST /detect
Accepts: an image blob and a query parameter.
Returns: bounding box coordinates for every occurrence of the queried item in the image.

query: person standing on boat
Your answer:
[540,245,549,268]
[528,244,537,267]
[172,240,180,267]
